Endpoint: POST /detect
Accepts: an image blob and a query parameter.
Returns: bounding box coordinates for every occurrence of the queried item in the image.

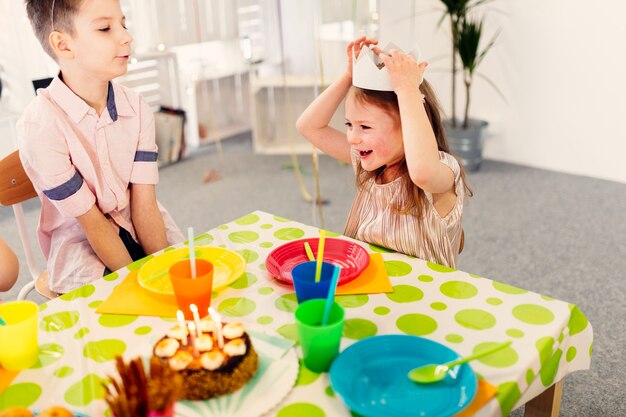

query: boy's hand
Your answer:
[346,36,379,78]
[379,50,428,96]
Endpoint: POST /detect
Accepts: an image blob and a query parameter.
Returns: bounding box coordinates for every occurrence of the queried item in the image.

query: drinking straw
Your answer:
[187,227,196,278]
[321,265,341,326]
[314,230,326,283]
[304,242,315,261]
[0,316,6,326]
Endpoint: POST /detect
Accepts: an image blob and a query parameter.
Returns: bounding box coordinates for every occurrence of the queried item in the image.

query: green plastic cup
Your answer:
[295,299,345,373]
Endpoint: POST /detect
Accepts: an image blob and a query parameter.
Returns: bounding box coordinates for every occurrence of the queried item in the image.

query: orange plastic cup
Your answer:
[169,259,213,320]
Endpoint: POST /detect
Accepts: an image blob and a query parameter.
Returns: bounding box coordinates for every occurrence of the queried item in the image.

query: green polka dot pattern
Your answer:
[235,249,259,264]
[0,383,42,408]
[40,311,80,332]
[274,228,305,240]
[430,302,447,311]
[445,334,464,343]
[65,374,106,406]
[374,306,390,315]
[83,340,127,362]
[512,304,555,325]
[474,342,519,367]
[455,309,496,330]
[230,272,258,289]
[257,315,273,325]
[384,260,412,276]
[426,262,455,273]
[32,343,64,368]
[439,281,478,299]
[54,366,75,378]
[60,284,95,301]
[343,318,377,339]
[217,297,256,317]
[134,326,152,335]
[336,294,368,308]
[493,281,527,295]
[386,285,423,303]
[396,313,438,336]
[3,211,591,417]
[228,231,259,243]
[235,213,260,225]
[277,403,325,417]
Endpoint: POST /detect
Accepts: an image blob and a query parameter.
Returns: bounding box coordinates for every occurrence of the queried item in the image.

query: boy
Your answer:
[18,0,184,293]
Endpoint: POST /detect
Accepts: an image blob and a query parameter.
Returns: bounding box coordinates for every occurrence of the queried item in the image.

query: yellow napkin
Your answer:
[336,253,393,295]
[455,379,498,417]
[0,366,19,395]
[96,271,178,318]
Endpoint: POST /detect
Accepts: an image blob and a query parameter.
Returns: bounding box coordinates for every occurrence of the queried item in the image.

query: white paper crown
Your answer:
[352,43,420,91]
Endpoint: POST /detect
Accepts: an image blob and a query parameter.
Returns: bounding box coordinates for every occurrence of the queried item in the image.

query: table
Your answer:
[0,211,593,417]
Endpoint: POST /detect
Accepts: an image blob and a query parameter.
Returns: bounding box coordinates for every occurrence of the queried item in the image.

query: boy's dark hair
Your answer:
[24,0,83,60]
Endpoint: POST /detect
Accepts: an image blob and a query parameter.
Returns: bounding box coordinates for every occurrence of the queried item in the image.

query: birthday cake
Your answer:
[152,318,259,400]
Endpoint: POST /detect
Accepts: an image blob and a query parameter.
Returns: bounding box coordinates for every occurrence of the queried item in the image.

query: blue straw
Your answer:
[321,266,341,326]
[0,316,6,326]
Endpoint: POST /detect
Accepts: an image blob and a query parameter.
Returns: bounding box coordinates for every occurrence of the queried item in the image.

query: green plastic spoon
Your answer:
[408,340,512,384]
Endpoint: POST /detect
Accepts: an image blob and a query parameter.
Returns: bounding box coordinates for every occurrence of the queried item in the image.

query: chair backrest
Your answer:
[0,150,37,206]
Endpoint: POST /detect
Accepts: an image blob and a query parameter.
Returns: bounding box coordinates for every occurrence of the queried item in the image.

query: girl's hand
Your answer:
[346,36,379,78]
[378,50,428,96]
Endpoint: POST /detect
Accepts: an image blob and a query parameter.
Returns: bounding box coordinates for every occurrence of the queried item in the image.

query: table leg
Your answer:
[523,379,564,417]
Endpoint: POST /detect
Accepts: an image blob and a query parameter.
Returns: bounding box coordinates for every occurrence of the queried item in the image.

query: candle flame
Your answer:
[176,310,185,322]
[190,304,198,313]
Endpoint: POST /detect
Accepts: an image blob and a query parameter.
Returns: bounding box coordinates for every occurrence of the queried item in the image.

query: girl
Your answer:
[296,37,472,268]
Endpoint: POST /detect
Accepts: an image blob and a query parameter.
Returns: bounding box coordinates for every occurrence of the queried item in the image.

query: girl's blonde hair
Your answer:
[352,79,473,217]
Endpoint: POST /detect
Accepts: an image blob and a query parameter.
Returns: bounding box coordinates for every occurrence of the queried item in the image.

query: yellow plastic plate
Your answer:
[138,247,246,297]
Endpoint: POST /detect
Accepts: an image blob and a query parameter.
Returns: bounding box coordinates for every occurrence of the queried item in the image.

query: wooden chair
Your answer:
[0,150,57,300]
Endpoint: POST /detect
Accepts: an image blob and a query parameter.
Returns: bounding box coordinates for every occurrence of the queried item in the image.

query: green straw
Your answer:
[321,265,341,326]
[314,230,326,283]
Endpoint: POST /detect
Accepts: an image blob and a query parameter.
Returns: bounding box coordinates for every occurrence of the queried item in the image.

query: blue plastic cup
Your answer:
[291,261,335,304]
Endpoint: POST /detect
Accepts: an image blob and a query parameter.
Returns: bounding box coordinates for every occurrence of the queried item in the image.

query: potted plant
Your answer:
[436,1,499,171]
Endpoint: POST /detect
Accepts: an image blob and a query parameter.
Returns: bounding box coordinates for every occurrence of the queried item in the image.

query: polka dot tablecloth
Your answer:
[0,211,593,417]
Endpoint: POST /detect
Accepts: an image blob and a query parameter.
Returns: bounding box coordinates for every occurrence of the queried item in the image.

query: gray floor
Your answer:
[2,134,625,416]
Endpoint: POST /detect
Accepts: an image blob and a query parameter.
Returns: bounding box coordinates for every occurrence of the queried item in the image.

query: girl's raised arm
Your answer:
[296,37,378,164]
[380,51,454,194]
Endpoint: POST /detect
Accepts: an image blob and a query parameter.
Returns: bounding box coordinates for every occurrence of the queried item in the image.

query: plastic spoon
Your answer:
[314,230,326,283]
[408,341,512,384]
[304,242,315,261]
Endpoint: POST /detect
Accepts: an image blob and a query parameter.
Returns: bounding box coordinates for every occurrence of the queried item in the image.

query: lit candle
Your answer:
[208,307,224,349]
[176,310,188,346]
[189,304,202,337]
[187,322,199,357]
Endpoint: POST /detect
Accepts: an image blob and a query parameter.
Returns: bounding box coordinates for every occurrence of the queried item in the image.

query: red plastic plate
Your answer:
[266,238,370,286]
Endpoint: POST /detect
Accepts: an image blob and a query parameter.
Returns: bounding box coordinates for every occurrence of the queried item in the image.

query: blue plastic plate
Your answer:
[329,335,477,417]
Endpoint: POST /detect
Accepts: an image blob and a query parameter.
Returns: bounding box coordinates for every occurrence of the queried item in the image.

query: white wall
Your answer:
[379,0,626,184]
[3,1,625,183]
